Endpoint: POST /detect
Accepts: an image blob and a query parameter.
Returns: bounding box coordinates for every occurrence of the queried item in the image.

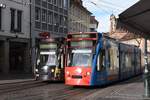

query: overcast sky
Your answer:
[83,0,139,32]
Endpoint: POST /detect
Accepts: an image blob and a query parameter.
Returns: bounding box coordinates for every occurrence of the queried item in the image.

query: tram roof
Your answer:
[40,37,65,43]
[67,32,99,41]
[68,32,99,35]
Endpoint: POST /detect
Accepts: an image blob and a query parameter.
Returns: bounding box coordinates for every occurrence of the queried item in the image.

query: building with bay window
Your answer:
[31,0,69,69]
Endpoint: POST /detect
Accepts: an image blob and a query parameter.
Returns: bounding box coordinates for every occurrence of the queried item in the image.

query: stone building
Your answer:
[30,0,69,70]
[0,0,31,75]
[109,14,150,67]
[68,0,92,32]
[90,16,99,32]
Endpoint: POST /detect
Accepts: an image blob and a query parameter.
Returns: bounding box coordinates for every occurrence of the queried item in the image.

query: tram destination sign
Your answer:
[71,40,93,47]
[40,43,57,49]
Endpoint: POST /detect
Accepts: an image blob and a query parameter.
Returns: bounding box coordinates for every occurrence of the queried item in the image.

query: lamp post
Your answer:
[144,38,150,97]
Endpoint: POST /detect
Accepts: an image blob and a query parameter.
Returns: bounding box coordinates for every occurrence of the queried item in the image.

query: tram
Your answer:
[35,32,65,81]
[65,32,142,86]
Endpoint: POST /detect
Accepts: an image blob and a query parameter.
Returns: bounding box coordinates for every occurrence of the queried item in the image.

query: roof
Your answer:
[71,0,92,15]
[90,16,99,26]
[118,0,150,37]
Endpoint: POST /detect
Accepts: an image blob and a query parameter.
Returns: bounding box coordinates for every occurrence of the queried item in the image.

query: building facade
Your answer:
[109,14,150,68]
[0,0,31,74]
[31,0,69,70]
[90,16,99,32]
[68,0,91,32]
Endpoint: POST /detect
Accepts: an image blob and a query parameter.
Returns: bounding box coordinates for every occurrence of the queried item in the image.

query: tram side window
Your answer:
[125,52,132,69]
[60,54,64,68]
[98,49,105,71]
[108,47,118,71]
[57,53,61,69]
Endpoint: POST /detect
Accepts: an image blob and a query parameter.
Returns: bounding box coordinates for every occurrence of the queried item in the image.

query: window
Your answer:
[106,42,119,76]
[97,49,105,71]
[10,8,22,32]
[59,15,63,25]
[60,0,63,8]
[53,0,57,5]
[63,16,67,27]
[17,10,22,32]
[35,0,41,5]
[35,7,41,21]
[42,0,47,8]
[58,0,62,7]
[10,8,15,31]
[0,7,2,30]
[48,0,52,3]
[47,11,52,24]
[63,0,68,9]
[69,49,92,67]
[54,13,58,25]
[39,51,57,66]
[42,9,47,22]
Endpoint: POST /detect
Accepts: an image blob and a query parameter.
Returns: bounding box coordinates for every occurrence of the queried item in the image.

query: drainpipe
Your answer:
[29,0,32,74]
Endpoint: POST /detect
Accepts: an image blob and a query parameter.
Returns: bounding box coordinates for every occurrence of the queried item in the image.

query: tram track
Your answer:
[7,85,99,100]
[0,80,48,94]
[3,85,77,100]
[47,87,99,100]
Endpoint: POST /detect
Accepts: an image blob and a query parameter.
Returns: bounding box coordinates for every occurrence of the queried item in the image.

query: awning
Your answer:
[118,0,150,38]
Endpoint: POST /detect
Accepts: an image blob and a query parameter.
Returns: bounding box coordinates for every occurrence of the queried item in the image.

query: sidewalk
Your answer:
[84,76,150,100]
[0,74,35,84]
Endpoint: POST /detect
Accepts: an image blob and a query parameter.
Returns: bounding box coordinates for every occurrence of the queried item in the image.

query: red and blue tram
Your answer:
[65,32,142,86]
[35,33,65,81]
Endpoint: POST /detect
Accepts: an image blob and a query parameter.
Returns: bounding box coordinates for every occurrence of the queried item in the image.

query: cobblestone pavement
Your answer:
[0,76,149,100]
[81,76,148,100]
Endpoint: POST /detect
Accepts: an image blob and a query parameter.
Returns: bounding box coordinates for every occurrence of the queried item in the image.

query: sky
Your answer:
[83,0,139,32]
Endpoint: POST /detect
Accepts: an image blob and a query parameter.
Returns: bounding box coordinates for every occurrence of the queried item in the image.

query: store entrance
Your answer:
[9,42,27,74]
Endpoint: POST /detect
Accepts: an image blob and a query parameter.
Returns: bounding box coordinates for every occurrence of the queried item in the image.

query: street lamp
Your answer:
[0,3,6,8]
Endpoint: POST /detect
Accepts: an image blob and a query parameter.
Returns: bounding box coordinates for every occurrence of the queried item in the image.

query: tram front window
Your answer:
[40,51,57,67]
[70,49,92,67]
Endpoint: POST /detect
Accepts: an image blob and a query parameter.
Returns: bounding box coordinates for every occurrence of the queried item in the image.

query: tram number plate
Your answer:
[72,75,82,79]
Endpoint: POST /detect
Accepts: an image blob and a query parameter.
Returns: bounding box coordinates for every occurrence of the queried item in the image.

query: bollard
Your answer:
[144,71,150,97]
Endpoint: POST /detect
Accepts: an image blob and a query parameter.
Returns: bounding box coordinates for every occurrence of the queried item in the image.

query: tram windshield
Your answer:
[69,49,92,67]
[39,51,57,67]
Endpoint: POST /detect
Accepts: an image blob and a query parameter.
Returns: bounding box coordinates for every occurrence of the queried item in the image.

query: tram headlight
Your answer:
[51,69,55,73]
[76,68,82,74]
[86,72,91,76]
[66,71,69,75]
[43,66,48,70]
[66,71,70,76]
[35,69,38,72]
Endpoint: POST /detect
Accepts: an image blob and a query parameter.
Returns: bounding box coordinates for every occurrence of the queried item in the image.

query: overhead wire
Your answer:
[92,1,123,12]
[83,0,111,14]
[97,0,126,9]
[90,2,110,14]
[83,0,124,13]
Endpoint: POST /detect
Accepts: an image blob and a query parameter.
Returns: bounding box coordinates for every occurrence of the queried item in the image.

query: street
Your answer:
[0,76,148,100]
[0,0,150,100]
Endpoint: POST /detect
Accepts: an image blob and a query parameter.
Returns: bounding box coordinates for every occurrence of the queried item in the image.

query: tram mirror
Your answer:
[37,59,40,65]
[56,63,59,68]
[92,47,96,54]
[61,54,64,69]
